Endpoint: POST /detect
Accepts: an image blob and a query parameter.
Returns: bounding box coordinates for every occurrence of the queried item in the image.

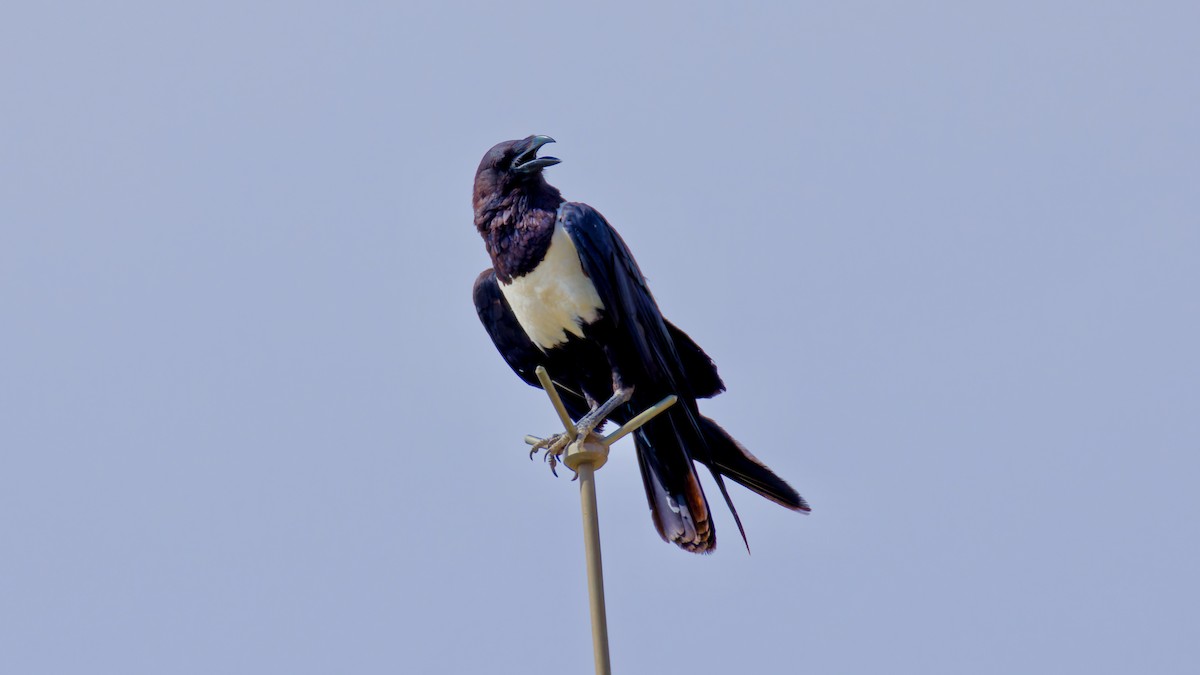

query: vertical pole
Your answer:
[528,367,678,675]
[576,459,611,675]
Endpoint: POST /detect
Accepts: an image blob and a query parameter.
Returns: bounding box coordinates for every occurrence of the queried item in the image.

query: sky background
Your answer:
[2,2,1198,673]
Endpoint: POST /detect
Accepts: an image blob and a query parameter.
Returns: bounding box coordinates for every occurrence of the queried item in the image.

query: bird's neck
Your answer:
[475,185,564,283]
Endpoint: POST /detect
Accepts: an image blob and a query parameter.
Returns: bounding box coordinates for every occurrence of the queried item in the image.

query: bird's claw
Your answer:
[528,432,572,476]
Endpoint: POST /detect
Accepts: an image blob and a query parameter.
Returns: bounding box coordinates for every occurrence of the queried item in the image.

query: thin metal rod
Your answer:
[523,368,683,675]
[602,394,677,447]
[576,460,611,675]
[535,366,576,434]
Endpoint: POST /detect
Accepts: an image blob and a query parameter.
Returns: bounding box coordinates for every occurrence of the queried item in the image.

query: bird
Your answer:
[471,135,809,553]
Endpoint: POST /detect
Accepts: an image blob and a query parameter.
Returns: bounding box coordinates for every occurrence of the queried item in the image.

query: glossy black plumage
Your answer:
[472,136,808,553]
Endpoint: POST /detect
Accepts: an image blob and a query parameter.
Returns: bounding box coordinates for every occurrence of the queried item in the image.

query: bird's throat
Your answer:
[481,204,560,283]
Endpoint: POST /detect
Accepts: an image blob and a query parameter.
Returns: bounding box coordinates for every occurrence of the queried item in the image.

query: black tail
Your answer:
[697,415,811,513]
[631,406,809,555]
[632,410,716,554]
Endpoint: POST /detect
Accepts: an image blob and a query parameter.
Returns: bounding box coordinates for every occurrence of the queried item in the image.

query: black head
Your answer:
[473,135,561,206]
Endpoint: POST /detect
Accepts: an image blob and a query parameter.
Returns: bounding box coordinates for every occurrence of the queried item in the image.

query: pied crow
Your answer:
[472,135,809,553]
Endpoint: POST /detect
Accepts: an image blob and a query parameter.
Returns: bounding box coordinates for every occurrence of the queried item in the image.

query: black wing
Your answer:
[665,318,724,399]
[559,202,808,549]
[472,268,590,419]
[557,202,719,403]
[472,268,542,388]
[559,202,746,551]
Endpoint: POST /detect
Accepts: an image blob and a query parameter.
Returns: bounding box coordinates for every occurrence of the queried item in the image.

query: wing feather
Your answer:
[559,202,744,551]
[472,268,589,419]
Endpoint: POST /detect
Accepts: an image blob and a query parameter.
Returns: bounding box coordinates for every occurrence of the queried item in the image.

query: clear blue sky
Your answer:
[2,2,1197,673]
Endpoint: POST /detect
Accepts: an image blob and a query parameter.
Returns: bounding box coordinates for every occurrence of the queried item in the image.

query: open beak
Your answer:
[512,135,561,173]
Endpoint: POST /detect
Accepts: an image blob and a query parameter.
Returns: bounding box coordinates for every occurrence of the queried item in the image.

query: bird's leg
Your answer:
[574,384,634,440]
[528,380,631,477]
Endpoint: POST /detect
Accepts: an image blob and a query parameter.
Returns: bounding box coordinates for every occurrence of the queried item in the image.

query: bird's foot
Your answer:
[528,432,573,477]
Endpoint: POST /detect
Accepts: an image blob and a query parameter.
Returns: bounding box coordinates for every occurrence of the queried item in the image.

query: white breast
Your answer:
[500,224,605,350]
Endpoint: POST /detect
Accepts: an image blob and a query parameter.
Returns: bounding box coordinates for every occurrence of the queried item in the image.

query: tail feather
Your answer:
[633,420,715,554]
[630,406,808,555]
[697,415,811,512]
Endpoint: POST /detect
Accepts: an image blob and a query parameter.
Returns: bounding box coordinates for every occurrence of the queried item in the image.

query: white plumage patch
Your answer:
[500,224,605,350]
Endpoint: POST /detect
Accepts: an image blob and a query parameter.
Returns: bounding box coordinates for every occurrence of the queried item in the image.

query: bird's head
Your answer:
[473,135,561,212]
